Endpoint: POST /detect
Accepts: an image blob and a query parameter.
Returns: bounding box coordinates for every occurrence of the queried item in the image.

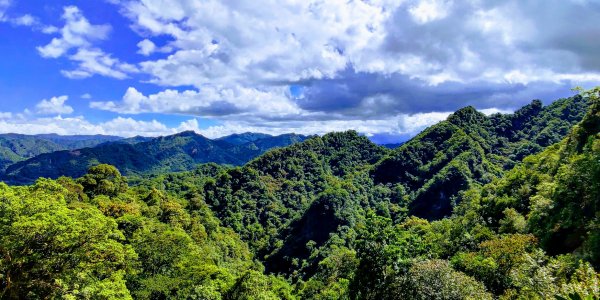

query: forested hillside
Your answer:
[372,95,588,219]
[0,133,121,171]
[0,165,295,299]
[0,132,308,185]
[0,90,598,299]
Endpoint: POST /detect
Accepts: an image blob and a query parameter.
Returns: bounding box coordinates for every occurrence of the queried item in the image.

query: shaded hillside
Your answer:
[142,131,389,277]
[1,131,308,184]
[381,142,403,149]
[0,133,122,171]
[456,87,600,267]
[216,132,274,145]
[221,133,310,163]
[372,95,589,219]
[33,133,122,148]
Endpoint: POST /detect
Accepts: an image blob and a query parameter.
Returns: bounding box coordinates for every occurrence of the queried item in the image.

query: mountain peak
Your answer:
[173,130,203,137]
[217,132,273,145]
[514,99,543,116]
[447,106,487,127]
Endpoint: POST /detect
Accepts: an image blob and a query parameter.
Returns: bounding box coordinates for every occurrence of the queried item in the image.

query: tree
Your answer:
[77,164,128,198]
[0,180,135,299]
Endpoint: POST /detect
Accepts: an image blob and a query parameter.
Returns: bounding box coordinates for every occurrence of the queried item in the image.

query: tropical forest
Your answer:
[1,1,599,299]
[0,87,598,299]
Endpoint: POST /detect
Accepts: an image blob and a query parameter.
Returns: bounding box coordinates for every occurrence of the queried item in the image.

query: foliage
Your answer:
[372,95,588,219]
[0,90,598,299]
[0,167,292,299]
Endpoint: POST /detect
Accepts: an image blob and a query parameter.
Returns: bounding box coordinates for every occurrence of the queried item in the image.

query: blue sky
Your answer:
[0,0,599,142]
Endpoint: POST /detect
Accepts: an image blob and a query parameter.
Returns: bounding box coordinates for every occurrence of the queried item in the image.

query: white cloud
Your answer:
[61,48,137,79]
[41,25,59,34]
[0,115,201,137]
[37,6,110,58]
[88,0,599,133]
[35,95,74,115]
[0,97,513,140]
[194,111,451,139]
[36,6,135,79]
[408,0,452,24]
[137,39,156,56]
[81,93,92,99]
[6,0,597,141]
[114,0,600,89]
[399,111,452,133]
[120,0,390,87]
[99,117,171,136]
[91,85,300,118]
[10,14,36,26]
[480,108,513,115]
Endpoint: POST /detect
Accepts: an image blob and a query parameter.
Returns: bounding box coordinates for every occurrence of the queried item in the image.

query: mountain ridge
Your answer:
[0,131,310,184]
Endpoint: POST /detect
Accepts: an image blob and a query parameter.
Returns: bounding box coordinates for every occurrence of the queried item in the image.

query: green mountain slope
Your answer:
[139,131,388,277]
[216,132,274,145]
[372,95,589,219]
[207,131,386,254]
[32,133,123,148]
[221,133,311,163]
[1,90,599,299]
[1,131,308,184]
[136,95,590,282]
[0,133,122,171]
[0,165,294,299]
[458,87,600,267]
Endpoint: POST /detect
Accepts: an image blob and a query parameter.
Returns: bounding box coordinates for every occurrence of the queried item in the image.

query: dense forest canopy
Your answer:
[0,89,599,299]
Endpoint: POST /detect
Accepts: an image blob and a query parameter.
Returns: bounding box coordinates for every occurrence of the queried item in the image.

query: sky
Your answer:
[0,0,599,143]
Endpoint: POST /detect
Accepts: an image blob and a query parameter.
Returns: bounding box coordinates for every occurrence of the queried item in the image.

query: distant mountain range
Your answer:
[0,131,309,184]
[0,133,122,171]
[0,94,587,187]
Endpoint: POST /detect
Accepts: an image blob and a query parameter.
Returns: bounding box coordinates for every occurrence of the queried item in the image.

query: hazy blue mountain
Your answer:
[1,131,308,184]
[0,133,124,171]
[216,132,274,145]
[381,142,404,149]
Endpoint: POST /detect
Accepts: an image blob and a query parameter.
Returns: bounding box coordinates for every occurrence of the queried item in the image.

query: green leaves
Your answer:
[0,180,135,299]
[77,164,128,198]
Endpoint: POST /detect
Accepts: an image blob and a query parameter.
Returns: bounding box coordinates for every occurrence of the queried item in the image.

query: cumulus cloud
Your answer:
[35,95,74,115]
[97,0,599,123]
[114,0,600,87]
[37,6,136,79]
[195,110,453,139]
[41,25,59,34]
[0,114,201,137]
[137,39,156,56]
[37,6,110,58]
[122,0,387,87]
[91,85,300,118]
[136,38,172,56]
[11,0,600,140]
[0,107,465,141]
